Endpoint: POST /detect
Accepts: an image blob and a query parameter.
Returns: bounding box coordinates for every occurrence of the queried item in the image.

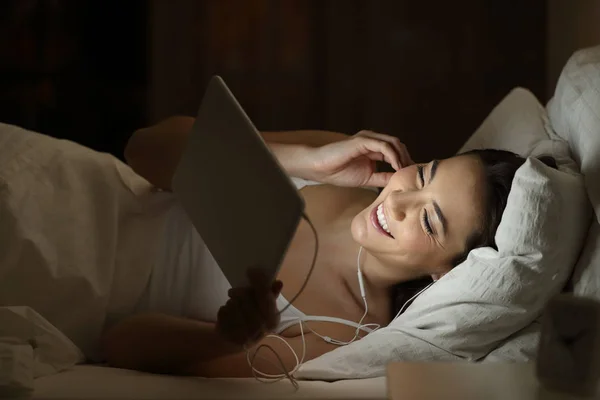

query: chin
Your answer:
[350,212,368,245]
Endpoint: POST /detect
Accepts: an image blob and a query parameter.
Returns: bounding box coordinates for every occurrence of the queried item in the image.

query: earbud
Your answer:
[357,270,366,299]
[356,246,366,298]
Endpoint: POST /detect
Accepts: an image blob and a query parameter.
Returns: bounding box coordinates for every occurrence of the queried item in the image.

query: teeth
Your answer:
[376,204,391,235]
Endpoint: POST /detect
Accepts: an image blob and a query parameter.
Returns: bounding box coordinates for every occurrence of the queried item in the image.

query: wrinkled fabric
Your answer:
[0,123,176,382]
[296,84,592,380]
[547,46,600,301]
[0,306,85,395]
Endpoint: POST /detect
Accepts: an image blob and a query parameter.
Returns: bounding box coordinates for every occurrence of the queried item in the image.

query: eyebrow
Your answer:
[428,160,447,235]
[433,201,447,235]
[429,159,439,184]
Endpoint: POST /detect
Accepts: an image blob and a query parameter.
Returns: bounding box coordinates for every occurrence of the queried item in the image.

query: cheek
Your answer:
[394,221,430,253]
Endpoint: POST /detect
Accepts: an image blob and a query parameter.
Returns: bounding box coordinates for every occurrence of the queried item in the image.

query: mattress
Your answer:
[32,366,387,400]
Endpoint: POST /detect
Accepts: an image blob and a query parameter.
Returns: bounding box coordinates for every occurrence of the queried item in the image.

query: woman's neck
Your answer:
[337,243,432,322]
[331,244,398,324]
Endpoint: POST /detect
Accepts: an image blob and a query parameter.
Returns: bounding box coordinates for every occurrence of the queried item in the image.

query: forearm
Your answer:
[266,142,317,180]
[263,130,350,179]
[125,117,347,190]
[184,332,334,378]
[124,116,194,191]
[262,129,349,147]
[101,313,241,375]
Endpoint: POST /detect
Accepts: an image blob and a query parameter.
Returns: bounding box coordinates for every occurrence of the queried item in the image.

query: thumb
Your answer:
[271,280,283,296]
[364,172,394,188]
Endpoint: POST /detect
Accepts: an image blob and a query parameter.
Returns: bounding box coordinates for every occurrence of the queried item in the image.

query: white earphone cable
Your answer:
[392,281,435,321]
[245,213,316,389]
[246,215,433,388]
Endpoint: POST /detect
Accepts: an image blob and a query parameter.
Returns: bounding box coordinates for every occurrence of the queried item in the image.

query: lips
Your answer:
[371,203,394,238]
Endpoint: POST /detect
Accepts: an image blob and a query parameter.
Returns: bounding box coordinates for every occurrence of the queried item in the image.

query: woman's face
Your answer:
[351,155,486,282]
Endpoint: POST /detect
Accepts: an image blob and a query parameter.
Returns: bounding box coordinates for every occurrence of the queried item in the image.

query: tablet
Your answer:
[172,76,305,288]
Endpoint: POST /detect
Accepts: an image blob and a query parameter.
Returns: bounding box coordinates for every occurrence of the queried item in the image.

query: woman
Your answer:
[100,116,555,377]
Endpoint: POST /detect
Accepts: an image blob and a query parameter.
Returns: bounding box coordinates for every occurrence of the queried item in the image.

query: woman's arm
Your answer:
[124,117,191,192]
[262,130,349,147]
[124,116,348,191]
[101,313,241,374]
[101,312,333,377]
[184,332,334,378]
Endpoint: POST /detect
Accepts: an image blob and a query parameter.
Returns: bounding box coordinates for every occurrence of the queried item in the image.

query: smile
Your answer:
[371,203,394,238]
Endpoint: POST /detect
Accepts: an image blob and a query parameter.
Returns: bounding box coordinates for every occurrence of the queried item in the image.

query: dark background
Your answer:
[0,0,549,162]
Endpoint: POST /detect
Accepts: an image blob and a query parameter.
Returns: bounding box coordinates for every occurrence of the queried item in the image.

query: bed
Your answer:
[3,45,600,399]
[32,366,386,400]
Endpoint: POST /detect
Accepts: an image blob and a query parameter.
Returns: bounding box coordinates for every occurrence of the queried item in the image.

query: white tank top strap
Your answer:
[274,294,376,335]
[274,315,376,335]
[299,315,376,332]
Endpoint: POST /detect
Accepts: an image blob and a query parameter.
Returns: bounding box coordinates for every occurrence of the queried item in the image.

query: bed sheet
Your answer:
[32,366,387,400]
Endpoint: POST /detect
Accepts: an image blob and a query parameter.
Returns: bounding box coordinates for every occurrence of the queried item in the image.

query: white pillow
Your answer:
[547,45,600,210]
[459,87,577,173]
[547,45,600,301]
[296,89,591,380]
[459,87,550,156]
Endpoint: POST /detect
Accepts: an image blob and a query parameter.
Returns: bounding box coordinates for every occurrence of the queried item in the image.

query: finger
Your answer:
[228,287,247,298]
[398,145,414,167]
[224,297,263,345]
[232,273,281,336]
[363,152,384,162]
[237,279,280,333]
[235,285,272,325]
[357,137,401,171]
[261,297,280,332]
[239,303,264,341]
[217,305,243,344]
[216,306,227,332]
[373,132,413,167]
[357,130,414,167]
[218,300,243,330]
[271,280,283,296]
[363,172,395,188]
[230,282,277,328]
[247,267,272,291]
[250,285,280,332]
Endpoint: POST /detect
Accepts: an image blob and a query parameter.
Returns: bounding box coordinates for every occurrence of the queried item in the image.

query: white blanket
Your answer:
[0,124,176,392]
[0,307,83,397]
[547,46,600,301]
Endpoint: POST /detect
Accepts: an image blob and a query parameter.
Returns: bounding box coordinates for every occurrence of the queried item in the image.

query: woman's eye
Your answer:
[422,211,433,235]
[418,166,425,187]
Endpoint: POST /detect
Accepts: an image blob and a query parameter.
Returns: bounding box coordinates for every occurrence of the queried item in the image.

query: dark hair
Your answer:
[390,149,558,317]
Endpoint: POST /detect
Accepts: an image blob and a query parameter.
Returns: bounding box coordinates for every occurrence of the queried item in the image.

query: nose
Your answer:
[387,189,418,222]
[393,209,406,221]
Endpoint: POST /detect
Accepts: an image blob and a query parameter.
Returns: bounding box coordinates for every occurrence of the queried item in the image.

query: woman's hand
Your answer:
[216,269,283,347]
[307,130,414,187]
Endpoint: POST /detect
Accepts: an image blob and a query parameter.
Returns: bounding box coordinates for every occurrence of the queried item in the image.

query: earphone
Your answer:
[357,246,367,299]
[391,280,435,321]
[246,214,435,387]
[301,246,379,347]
